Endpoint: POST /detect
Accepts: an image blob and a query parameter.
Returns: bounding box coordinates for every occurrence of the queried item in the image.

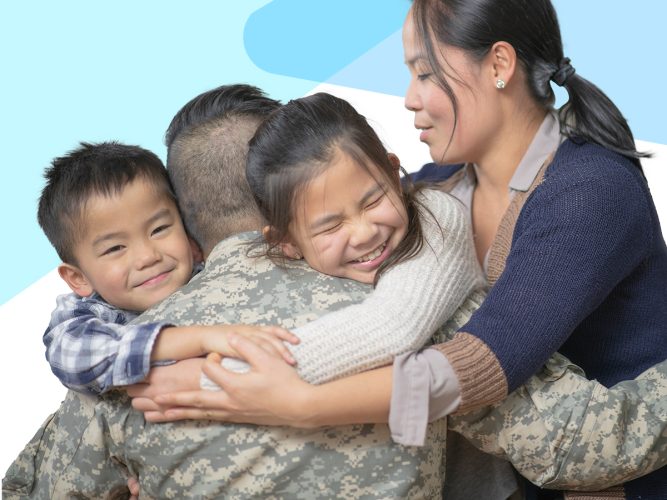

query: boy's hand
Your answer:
[201,324,299,365]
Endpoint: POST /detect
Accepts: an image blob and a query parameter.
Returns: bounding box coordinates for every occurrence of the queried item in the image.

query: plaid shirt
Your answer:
[43,293,171,395]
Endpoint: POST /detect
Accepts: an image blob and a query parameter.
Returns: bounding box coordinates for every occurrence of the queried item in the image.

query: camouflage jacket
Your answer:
[4,232,667,499]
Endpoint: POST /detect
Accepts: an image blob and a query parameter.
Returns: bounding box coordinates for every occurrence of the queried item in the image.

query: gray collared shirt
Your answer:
[449,111,563,273]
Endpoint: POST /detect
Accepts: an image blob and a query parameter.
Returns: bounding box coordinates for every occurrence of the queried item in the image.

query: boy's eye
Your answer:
[151,224,171,236]
[101,245,124,256]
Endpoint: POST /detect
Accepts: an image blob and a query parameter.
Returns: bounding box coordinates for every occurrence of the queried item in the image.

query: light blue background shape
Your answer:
[0,0,407,305]
[1,0,665,304]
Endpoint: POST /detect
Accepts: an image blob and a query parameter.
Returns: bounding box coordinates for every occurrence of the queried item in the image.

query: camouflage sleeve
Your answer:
[448,354,667,490]
[2,390,130,499]
[429,296,667,490]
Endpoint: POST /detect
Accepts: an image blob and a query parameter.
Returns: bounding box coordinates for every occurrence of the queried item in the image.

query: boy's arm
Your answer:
[44,293,171,394]
[286,189,483,384]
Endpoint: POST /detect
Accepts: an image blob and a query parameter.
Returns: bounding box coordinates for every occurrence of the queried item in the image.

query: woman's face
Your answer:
[402,11,500,165]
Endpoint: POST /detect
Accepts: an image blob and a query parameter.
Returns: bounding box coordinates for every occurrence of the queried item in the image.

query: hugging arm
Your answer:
[44,293,169,394]
[160,335,667,491]
[204,189,484,388]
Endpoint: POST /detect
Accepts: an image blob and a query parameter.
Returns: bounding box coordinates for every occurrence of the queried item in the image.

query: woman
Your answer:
[136,1,667,498]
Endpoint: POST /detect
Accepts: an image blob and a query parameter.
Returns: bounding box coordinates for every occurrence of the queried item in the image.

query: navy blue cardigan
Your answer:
[412,139,667,499]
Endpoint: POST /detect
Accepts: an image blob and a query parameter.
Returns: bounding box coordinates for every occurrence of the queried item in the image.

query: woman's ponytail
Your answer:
[553,58,648,163]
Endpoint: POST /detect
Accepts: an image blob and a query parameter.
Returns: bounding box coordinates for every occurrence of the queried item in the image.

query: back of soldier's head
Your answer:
[165,84,281,256]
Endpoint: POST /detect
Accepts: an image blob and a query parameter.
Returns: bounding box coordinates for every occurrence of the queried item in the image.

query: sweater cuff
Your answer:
[433,332,508,413]
[563,486,625,500]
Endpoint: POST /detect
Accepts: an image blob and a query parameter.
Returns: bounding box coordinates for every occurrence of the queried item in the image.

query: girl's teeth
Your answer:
[355,243,385,263]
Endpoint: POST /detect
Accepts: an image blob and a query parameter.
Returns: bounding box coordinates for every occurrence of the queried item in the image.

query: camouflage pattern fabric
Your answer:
[4,232,667,498]
[433,296,667,490]
[3,232,448,499]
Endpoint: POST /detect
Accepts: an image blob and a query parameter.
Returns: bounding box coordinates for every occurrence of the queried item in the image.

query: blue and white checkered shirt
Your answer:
[43,293,172,395]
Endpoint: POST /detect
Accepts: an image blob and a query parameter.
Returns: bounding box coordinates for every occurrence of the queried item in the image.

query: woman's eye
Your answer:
[152,224,171,236]
[417,73,432,81]
[101,245,123,256]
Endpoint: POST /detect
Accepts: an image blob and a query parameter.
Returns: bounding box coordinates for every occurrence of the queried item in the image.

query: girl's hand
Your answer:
[201,324,299,366]
[144,335,319,427]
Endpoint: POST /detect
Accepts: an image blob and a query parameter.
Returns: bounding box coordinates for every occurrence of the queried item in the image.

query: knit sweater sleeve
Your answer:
[288,189,483,384]
[434,154,654,411]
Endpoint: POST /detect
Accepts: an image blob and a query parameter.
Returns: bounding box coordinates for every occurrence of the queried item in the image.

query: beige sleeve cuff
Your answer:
[433,332,508,413]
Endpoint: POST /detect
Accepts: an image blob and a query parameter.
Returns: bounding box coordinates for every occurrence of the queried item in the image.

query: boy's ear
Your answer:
[58,263,94,297]
[262,226,303,260]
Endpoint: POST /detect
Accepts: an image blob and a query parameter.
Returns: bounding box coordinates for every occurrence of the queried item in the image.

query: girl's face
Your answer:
[281,152,408,284]
[402,11,501,165]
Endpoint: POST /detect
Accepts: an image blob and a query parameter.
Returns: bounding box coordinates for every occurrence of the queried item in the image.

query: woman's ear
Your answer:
[263,226,303,260]
[58,263,94,297]
[488,41,517,87]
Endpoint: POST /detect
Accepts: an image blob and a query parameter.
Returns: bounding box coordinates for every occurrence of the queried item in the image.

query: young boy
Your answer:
[38,141,295,394]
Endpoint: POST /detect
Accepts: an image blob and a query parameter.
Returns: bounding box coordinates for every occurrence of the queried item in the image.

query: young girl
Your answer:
[239,90,485,386]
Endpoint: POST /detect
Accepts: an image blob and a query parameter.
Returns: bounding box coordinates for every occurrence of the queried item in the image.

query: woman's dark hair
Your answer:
[246,92,427,286]
[411,0,647,164]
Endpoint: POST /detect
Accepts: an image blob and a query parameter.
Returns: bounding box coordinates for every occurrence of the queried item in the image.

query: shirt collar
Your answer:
[508,111,562,192]
[452,111,562,199]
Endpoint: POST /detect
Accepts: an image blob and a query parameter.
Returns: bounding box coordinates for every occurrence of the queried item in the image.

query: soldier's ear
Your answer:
[188,237,204,264]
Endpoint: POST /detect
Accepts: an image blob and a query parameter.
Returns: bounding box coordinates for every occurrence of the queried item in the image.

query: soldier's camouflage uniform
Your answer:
[4,232,667,498]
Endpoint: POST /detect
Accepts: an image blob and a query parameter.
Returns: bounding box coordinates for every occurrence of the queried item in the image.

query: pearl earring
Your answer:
[496,79,506,89]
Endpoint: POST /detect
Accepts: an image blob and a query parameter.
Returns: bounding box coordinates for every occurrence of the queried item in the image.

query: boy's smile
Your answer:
[61,178,194,312]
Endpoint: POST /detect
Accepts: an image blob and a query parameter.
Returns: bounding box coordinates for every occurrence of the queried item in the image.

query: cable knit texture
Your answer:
[290,189,484,384]
[205,189,484,387]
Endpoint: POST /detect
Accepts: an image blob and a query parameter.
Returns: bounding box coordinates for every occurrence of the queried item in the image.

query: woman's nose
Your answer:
[404,79,421,112]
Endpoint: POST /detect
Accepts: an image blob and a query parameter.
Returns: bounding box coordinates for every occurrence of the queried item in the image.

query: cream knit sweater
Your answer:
[203,189,484,388]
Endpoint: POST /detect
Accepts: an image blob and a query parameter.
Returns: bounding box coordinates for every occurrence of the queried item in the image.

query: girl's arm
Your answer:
[210,189,484,386]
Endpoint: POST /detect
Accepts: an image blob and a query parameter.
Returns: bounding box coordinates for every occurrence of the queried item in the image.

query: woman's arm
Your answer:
[141,335,667,491]
[435,155,655,412]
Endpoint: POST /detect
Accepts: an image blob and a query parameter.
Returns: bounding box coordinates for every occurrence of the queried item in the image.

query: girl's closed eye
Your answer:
[315,222,342,237]
[365,193,386,210]
[417,72,432,81]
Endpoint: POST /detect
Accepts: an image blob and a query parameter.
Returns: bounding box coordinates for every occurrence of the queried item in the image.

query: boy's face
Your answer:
[62,177,194,312]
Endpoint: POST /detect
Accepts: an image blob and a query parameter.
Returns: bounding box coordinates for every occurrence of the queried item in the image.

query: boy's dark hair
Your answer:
[165,84,281,255]
[37,141,173,264]
[246,92,428,286]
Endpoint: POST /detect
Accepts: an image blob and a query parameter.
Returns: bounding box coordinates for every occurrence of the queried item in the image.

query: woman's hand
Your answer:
[142,334,320,427]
